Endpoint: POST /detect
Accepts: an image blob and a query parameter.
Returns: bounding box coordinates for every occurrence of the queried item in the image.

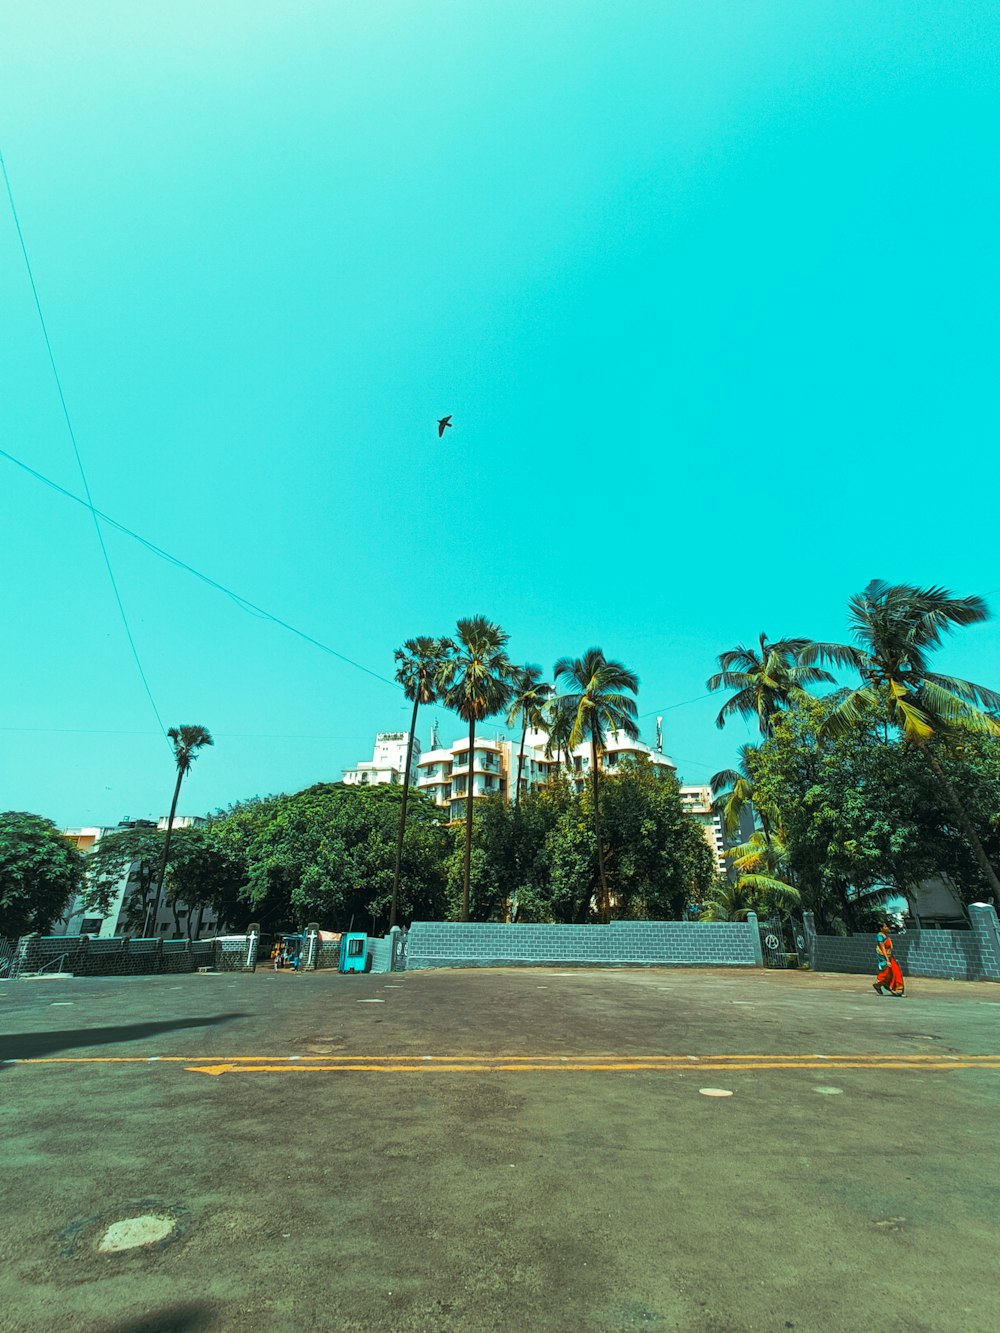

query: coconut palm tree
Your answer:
[723,827,801,917]
[541,695,575,777]
[390,636,452,929]
[707,634,834,737]
[553,648,639,922]
[710,743,762,839]
[441,616,515,920]
[699,878,755,922]
[153,725,213,934]
[800,579,1000,902]
[506,664,553,807]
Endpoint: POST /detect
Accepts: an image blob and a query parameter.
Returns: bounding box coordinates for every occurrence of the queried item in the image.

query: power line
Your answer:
[1,148,167,741]
[0,444,400,689]
[639,691,714,719]
[0,726,373,740]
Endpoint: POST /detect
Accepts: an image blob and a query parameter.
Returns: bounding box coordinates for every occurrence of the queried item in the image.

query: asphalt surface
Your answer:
[2,965,998,1332]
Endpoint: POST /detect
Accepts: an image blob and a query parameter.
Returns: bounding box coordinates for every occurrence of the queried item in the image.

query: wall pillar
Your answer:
[304,922,321,971]
[21,933,41,974]
[802,911,817,970]
[968,903,1000,981]
[745,911,764,967]
[244,922,261,972]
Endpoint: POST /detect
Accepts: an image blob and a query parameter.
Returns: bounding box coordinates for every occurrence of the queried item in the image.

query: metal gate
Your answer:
[391,929,408,972]
[790,917,809,967]
[1,936,23,981]
[758,917,788,968]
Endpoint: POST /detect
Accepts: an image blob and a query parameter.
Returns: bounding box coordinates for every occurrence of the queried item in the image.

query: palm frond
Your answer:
[819,687,879,739]
[917,681,1000,737]
[798,641,868,671]
[923,672,1000,713]
[892,693,935,743]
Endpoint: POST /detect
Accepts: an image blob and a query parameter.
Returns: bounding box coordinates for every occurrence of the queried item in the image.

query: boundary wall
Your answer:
[803,904,1000,983]
[11,934,227,978]
[405,918,763,970]
[9,926,403,979]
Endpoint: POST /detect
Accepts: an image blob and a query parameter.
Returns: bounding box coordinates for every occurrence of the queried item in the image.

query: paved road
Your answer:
[2,966,998,1332]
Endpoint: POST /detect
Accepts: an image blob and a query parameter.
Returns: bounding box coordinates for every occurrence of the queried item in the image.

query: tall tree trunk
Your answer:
[462,715,476,921]
[516,723,527,807]
[153,766,184,933]
[923,746,1000,906]
[591,734,610,922]
[390,696,420,929]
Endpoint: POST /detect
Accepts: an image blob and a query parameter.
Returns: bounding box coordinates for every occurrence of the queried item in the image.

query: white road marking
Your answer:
[699,1088,734,1098]
[813,1086,843,1095]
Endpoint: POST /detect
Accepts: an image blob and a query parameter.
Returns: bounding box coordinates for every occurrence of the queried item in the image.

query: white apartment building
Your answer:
[417,736,509,821]
[561,733,677,795]
[342,731,421,787]
[55,816,224,939]
[416,728,677,819]
[679,786,727,875]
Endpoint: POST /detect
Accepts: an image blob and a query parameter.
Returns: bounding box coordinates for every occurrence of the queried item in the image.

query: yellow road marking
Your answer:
[182,1058,1000,1077]
[6,1053,999,1077]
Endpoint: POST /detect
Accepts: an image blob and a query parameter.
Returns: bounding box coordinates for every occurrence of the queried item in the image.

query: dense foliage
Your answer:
[84,824,245,936]
[207,783,451,932]
[445,760,716,924]
[0,811,86,938]
[748,696,1000,930]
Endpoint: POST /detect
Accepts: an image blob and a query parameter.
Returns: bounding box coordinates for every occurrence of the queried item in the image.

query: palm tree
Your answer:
[153,725,213,935]
[506,664,553,806]
[800,580,1000,902]
[390,636,452,929]
[441,617,515,920]
[710,743,762,839]
[724,827,801,918]
[553,648,639,922]
[541,695,575,777]
[707,634,834,737]
[699,879,755,922]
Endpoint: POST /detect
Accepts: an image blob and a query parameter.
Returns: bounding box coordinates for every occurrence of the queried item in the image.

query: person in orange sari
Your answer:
[873,921,905,996]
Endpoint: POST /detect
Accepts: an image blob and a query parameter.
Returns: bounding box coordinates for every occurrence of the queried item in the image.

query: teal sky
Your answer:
[2,2,998,827]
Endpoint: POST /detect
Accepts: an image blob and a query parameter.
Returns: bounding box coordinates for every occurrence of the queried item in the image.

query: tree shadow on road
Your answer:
[0,1013,247,1066]
[100,1301,220,1332]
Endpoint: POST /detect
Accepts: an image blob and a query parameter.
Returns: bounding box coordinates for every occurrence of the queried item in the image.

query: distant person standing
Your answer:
[873,921,905,997]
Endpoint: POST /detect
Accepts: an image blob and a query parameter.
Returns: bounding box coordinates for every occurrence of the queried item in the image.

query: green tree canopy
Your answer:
[209,783,450,931]
[0,812,86,938]
[444,760,715,924]
[749,695,1000,929]
[801,579,1000,902]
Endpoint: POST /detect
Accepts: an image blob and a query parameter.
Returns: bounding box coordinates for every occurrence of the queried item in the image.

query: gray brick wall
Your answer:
[807,903,1000,983]
[405,920,760,970]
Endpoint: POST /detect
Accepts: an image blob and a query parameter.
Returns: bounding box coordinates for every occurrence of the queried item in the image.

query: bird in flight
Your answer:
[437,415,452,437]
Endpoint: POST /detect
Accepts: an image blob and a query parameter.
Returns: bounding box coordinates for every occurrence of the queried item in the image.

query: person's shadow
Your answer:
[0,1013,246,1068]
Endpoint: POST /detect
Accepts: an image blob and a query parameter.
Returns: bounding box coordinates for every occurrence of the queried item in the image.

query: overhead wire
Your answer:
[1,148,168,741]
[0,444,399,690]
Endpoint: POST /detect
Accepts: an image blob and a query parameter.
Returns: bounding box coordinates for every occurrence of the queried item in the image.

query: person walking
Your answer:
[873,921,905,997]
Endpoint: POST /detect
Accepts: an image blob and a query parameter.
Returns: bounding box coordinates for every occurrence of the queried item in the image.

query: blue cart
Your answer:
[339,932,369,973]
